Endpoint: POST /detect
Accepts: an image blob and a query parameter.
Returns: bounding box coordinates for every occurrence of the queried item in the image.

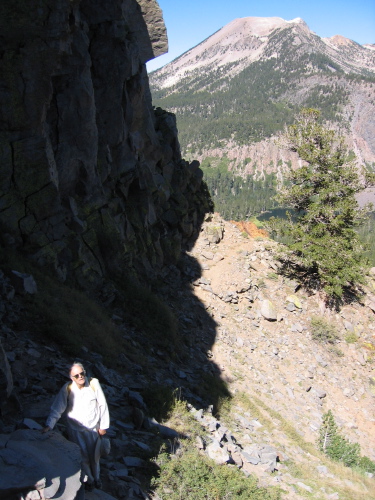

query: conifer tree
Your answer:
[268,108,375,302]
[318,410,361,468]
[318,410,338,455]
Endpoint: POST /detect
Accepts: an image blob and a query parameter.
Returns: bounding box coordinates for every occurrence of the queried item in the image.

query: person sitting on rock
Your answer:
[43,362,109,490]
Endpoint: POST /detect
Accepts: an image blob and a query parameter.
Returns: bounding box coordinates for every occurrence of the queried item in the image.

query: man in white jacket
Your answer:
[43,362,110,490]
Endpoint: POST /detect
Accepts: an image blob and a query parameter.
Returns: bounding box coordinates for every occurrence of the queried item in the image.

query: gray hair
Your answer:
[69,361,85,375]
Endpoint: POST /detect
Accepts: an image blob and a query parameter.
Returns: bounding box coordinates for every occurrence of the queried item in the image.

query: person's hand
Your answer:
[98,429,106,436]
[42,426,51,433]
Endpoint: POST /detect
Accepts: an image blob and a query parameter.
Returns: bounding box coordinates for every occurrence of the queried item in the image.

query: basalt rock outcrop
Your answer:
[0,430,82,500]
[0,0,210,288]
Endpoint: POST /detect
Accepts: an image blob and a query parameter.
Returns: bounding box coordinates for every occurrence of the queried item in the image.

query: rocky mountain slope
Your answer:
[150,17,375,177]
[1,214,375,499]
[1,3,375,499]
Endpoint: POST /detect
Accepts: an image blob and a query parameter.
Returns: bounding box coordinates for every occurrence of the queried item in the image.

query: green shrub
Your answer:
[250,217,264,229]
[345,332,358,344]
[310,316,339,344]
[256,278,267,289]
[267,271,279,281]
[152,446,281,500]
[318,410,360,467]
[328,346,345,357]
[142,385,179,422]
[358,456,375,474]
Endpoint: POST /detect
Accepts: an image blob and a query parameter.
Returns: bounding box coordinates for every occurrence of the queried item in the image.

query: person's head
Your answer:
[70,362,86,387]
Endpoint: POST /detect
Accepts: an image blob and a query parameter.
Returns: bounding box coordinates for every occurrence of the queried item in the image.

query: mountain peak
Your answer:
[152,16,313,88]
[224,16,309,36]
[324,34,357,48]
[224,16,290,37]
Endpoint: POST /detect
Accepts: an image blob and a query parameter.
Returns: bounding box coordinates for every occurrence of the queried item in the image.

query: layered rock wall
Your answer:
[0,0,209,286]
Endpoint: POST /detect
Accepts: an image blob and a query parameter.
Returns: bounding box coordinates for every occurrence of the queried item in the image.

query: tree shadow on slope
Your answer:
[274,258,366,312]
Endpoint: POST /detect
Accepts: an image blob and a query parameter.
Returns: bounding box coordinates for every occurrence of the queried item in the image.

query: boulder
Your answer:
[286,294,302,309]
[312,387,327,399]
[241,450,260,465]
[10,271,37,294]
[260,299,277,321]
[206,440,230,465]
[0,429,81,499]
[205,225,224,244]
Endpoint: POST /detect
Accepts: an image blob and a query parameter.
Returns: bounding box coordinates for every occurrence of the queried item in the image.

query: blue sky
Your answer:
[146,0,375,72]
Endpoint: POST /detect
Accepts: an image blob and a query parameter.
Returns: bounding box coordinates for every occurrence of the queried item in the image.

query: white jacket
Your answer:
[46,378,110,432]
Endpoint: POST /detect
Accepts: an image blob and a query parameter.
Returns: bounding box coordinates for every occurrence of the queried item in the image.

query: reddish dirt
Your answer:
[231,220,269,239]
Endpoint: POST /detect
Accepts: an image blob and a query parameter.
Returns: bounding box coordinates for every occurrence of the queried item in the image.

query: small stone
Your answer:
[201,251,214,260]
[23,418,43,430]
[196,436,205,449]
[260,300,277,321]
[317,465,328,475]
[297,482,313,493]
[27,348,41,358]
[10,271,38,294]
[343,320,354,331]
[357,352,366,366]
[286,387,295,399]
[286,295,302,309]
[113,468,129,478]
[313,387,326,399]
[241,451,260,465]
[343,387,355,397]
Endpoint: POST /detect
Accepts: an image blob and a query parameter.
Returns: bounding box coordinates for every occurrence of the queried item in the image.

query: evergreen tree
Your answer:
[318,410,361,468]
[318,410,339,455]
[267,109,375,303]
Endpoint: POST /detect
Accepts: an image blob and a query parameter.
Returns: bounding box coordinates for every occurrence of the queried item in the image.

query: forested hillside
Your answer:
[201,159,278,220]
[152,57,353,156]
[150,17,375,173]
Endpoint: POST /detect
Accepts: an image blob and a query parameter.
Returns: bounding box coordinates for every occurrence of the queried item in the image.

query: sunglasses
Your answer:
[72,371,86,379]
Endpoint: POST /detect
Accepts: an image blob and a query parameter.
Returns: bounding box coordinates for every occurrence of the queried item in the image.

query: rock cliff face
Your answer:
[0,0,209,287]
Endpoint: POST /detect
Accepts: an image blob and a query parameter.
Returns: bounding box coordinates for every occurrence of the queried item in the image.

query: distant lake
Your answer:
[257,208,293,222]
